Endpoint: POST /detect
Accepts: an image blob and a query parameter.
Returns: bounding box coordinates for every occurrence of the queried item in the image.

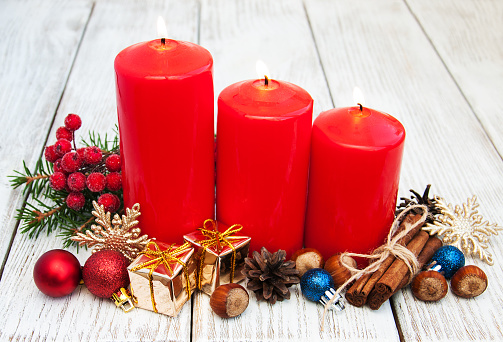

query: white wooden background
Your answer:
[0,0,502,340]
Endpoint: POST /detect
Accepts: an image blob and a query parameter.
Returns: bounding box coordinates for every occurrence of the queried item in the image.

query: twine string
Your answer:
[321,204,428,330]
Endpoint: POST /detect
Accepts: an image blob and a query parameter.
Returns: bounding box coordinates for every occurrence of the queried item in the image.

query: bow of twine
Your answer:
[194,219,244,289]
[321,204,428,330]
[130,241,192,313]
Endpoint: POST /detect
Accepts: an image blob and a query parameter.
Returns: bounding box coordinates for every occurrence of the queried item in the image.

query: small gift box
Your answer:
[183,219,251,295]
[127,241,197,317]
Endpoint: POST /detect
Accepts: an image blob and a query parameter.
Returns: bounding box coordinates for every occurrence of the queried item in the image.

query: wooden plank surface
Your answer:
[0,0,93,272]
[304,0,503,340]
[0,0,200,340]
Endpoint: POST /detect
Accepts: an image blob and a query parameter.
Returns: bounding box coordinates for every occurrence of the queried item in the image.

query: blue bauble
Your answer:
[429,245,465,279]
[300,268,334,302]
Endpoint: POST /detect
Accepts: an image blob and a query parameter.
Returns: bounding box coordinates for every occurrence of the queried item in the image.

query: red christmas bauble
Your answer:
[82,250,130,298]
[33,249,82,297]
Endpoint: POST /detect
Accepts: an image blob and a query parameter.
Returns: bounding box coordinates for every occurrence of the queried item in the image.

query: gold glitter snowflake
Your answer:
[71,201,150,261]
[423,195,502,265]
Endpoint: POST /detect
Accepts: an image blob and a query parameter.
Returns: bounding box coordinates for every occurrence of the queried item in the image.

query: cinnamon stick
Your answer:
[368,230,430,310]
[345,213,423,307]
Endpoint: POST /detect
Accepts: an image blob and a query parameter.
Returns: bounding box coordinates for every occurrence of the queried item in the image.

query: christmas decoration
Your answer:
[427,245,465,279]
[300,268,345,311]
[209,283,249,318]
[424,195,502,265]
[242,247,300,304]
[82,250,130,298]
[183,219,250,295]
[450,265,488,298]
[9,113,122,248]
[33,249,82,297]
[128,241,197,317]
[71,201,149,261]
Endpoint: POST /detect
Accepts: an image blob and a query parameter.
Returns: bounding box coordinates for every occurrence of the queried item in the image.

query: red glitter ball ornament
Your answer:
[33,249,82,297]
[82,250,130,298]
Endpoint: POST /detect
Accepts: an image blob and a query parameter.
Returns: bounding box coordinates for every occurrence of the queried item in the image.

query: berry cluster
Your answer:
[45,114,122,213]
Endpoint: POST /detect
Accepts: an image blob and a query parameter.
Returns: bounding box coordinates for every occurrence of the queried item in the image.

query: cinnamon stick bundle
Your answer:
[367,230,430,310]
[366,236,443,309]
[345,213,423,307]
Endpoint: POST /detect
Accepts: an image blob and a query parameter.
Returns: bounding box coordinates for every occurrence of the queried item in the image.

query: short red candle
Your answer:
[304,106,405,264]
[216,78,313,257]
[115,39,214,243]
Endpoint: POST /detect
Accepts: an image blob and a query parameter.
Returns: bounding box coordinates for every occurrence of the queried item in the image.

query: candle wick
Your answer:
[264,75,269,87]
[161,38,166,47]
[358,103,363,112]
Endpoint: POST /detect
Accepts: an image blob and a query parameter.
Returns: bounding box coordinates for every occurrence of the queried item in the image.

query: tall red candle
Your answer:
[216,78,313,257]
[304,104,405,264]
[115,39,214,243]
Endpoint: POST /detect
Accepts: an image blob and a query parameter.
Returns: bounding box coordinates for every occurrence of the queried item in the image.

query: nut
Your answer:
[291,248,324,277]
[210,283,249,318]
[451,265,487,298]
[324,254,356,288]
[410,270,448,302]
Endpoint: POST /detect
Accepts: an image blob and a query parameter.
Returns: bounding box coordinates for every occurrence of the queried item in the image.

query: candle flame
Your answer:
[353,86,365,107]
[157,16,168,39]
[256,60,270,80]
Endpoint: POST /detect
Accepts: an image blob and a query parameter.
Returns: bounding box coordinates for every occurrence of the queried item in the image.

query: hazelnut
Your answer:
[410,270,448,302]
[324,254,357,288]
[291,248,324,277]
[210,283,249,318]
[451,265,487,298]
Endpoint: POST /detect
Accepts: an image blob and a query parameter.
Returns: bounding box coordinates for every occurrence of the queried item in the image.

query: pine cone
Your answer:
[395,184,441,223]
[242,247,300,304]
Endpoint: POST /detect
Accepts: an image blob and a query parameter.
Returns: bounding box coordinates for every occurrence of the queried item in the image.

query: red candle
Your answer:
[304,101,405,265]
[216,76,313,257]
[115,38,214,243]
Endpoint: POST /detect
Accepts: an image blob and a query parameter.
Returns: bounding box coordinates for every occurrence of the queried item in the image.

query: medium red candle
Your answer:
[115,38,214,243]
[304,94,405,265]
[216,72,313,257]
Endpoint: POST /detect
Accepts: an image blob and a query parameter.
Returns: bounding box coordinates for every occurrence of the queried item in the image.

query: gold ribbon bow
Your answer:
[194,219,243,290]
[130,241,192,313]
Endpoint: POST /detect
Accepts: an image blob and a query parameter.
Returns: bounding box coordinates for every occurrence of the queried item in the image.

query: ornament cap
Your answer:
[112,287,135,313]
[319,288,345,311]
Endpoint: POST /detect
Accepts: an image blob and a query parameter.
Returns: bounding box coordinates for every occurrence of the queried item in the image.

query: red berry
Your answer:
[67,172,86,192]
[54,139,72,157]
[53,158,65,173]
[84,146,102,165]
[66,192,85,211]
[56,126,73,141]
[86,172,106,192]
[61,152,82,173]
[49,172,67,191]
[97,193,120,213]
[76,147,87,163]
[64,114,82,132]
[105,154,121,172]
[44,145,59,163]
[106,172,122,191]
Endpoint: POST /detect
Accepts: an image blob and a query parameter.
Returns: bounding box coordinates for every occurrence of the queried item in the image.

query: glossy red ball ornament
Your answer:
[33,249,82,297]
[82,250,130,298]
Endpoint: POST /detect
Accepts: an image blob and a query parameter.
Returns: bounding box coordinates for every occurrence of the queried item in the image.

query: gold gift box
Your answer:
[127,241,197,317]
[183,220,250,295]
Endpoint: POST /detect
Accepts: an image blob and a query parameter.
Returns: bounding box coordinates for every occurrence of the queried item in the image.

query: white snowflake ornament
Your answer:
[71,201,150,261]
[423,195,502,265]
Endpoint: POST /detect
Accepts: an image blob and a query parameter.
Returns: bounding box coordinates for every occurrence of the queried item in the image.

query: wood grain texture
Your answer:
[406,0,503,155]
[0,0,92,272]
[0,0,200,340]
[304,0,503,340]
